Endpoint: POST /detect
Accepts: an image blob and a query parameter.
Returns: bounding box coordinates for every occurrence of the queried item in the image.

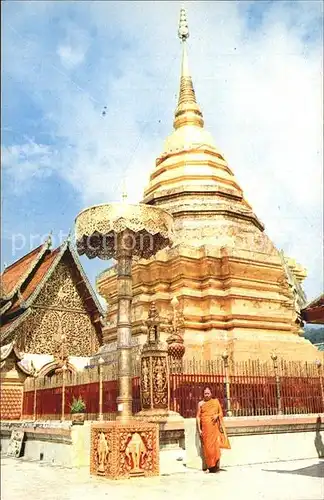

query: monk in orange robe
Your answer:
[196,387,230,473]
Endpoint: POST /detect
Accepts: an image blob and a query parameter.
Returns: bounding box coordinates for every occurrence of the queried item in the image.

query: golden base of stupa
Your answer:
[98,244,321,365]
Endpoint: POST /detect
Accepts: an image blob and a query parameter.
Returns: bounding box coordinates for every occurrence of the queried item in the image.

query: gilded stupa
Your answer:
[97,8,319,363]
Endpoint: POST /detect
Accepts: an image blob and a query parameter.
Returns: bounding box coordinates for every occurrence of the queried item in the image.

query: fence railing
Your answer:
[22,359,324,420]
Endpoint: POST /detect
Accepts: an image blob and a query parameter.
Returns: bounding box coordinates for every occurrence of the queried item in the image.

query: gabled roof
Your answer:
[1,235,105,344]
[0,310,32,342]
[8,246,62,314]
[304,294,324,310]
[1,237,52,301]
[0,340,32,374]
[302,294,324,325]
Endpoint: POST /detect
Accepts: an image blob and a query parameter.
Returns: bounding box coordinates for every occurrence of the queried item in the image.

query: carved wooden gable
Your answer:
[15,260,100,357]
[35,260,85,310]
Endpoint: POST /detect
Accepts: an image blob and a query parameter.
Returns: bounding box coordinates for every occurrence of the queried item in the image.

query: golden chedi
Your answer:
[97,8,319,363]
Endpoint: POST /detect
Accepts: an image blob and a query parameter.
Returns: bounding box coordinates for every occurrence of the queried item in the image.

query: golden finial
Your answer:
[178,5,189,41]
[174,6,204,130]
[121,178,128,203]
[48,231,53,248]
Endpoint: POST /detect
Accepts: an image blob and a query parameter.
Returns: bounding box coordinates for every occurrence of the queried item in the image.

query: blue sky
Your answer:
[2,1,323,304]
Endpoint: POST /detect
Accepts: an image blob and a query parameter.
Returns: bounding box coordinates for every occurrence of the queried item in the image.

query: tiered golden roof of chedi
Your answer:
[144,11,264,250]
[97,8,318,363]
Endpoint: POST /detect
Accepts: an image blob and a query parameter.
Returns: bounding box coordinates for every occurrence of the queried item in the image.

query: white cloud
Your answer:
[57,44,85,68]
[56,23,90,69]
[2,1,323,298]
[2,141,57,192]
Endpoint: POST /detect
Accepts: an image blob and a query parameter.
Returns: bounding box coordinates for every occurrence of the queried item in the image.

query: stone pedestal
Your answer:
[135,409,185,450]
[90,420,159,479]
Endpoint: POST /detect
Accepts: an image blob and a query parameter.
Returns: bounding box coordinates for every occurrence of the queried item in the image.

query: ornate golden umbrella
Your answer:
[75,202,174,420]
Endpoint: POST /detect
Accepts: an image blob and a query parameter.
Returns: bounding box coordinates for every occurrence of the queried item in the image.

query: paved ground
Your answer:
[1,456,323,500]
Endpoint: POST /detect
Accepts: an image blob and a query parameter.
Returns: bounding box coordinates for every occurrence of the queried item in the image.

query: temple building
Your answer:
[0,235,104,419]
[96,8,319,364]
[302,294,324,325]
[302,294,324,353]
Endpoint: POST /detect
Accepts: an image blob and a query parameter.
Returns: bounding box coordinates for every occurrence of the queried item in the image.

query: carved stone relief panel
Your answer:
[91,430,113,476]
[140,357,152,409]
[140,353,169,411]
[152,356,168,409]
[90,422,159,479]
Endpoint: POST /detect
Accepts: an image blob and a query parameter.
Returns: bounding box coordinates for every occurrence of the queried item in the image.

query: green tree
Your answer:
[304,326,324,344]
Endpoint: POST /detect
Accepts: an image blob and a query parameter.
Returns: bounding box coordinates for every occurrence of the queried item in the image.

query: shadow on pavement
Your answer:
[263,461,324,479]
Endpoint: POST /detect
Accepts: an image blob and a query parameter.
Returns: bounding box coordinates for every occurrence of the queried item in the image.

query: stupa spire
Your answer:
[174,6,204,130]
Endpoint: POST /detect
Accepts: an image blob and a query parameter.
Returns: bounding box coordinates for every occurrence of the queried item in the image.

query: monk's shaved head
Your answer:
[203,386,212,401]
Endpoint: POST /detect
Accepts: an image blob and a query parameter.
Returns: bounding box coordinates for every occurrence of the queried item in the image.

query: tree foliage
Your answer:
[304,326,324,344]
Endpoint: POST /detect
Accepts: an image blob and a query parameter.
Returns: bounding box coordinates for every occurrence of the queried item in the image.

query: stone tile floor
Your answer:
[1,456,323,500]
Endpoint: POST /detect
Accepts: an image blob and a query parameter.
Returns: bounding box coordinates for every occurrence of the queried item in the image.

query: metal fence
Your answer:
[22,358,324,420]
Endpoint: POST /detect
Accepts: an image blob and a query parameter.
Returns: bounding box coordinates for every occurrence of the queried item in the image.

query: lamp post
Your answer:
[98,357,104,421]
[61,364,67,421]
[61,333,66,362]
[271,353,282,415]
[315,359,324,410]
[222,351,232,417]
[30,362,38,422]
[33,371,38,421]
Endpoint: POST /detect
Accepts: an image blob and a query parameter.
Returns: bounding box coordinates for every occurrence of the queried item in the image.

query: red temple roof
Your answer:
[0,236,104,343]
[8,247,61,314]
[1,241,50,300]
[302,294,324,324]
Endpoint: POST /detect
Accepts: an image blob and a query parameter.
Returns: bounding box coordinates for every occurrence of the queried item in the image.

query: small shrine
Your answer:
[140,302,169,412]
[135,300,185,448]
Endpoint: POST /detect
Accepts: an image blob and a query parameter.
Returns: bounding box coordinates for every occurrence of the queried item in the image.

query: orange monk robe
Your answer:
[200,398,230,468]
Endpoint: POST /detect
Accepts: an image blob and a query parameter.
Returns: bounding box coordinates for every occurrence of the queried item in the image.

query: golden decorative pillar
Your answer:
[75,202,173,421]
[115,230,134,419]
[75,202,173,477]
